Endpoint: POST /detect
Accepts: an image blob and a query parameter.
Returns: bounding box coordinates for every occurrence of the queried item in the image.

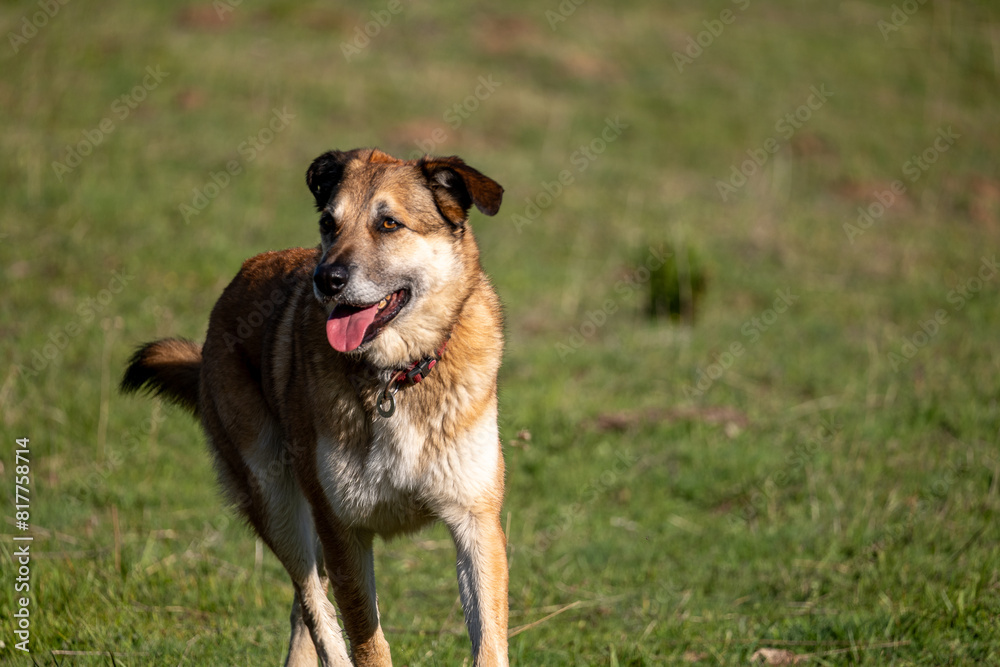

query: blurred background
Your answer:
[2,0,999,664]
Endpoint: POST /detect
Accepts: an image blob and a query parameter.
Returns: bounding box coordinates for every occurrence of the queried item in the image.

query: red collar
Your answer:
[376,336,449,418]
[391,336,449,385]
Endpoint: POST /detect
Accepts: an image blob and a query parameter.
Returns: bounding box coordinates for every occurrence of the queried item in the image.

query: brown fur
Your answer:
[122,148,508,666]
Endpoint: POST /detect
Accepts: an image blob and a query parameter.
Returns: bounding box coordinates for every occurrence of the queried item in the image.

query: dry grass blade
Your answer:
[507,600,584,638]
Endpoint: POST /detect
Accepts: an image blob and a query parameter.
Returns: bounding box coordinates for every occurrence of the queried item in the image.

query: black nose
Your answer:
[314,263,350,297]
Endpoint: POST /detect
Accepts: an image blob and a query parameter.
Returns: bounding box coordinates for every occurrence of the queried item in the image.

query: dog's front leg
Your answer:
[448,511,509,666]
[323,528,393,666]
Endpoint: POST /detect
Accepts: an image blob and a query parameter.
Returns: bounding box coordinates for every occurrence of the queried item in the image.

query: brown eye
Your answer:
[319,213,335,234]
[381,218,400,231]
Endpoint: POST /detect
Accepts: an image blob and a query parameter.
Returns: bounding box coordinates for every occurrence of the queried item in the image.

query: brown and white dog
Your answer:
[121,148,508,666]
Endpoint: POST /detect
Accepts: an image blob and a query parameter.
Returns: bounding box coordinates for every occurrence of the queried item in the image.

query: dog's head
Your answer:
[305,148,503,367]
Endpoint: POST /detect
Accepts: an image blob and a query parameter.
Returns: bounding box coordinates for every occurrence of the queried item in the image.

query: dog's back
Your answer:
[120,246,317,419]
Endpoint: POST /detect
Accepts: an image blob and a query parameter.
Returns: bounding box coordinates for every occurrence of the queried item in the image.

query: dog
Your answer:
[121,148,508,666]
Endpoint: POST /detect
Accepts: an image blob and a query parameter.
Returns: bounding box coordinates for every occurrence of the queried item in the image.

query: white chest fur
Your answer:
[315,401,500,536]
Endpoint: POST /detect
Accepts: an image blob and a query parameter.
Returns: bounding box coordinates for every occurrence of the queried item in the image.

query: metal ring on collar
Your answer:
[376,381,399,418]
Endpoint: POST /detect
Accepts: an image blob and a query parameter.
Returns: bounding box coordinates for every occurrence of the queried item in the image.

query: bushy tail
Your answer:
[120,338,202,416]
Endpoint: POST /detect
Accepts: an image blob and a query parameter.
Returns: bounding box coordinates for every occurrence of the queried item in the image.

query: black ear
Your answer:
[418,155,504,225]
[306,149,360,211]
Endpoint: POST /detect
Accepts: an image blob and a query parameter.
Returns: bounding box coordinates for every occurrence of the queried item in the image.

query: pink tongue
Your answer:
[326,303,380,352]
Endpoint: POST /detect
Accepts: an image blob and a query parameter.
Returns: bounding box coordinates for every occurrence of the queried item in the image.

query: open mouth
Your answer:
[325,289,409,353]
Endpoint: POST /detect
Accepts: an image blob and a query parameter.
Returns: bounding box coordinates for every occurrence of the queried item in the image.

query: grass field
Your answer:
[2,0,1000,664]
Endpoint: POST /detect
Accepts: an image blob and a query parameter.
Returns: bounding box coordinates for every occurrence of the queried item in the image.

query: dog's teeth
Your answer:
[377,299,387,310]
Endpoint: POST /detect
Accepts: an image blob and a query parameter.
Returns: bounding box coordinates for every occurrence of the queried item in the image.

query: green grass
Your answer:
[2,0,1000,664]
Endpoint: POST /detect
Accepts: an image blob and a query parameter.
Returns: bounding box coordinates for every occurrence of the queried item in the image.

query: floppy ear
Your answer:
[306,149,360,211]
[418,155,504,226]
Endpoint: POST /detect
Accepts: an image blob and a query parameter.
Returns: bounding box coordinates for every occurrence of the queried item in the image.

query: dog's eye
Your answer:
[381,218,401,231]
[319,213,335,234]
